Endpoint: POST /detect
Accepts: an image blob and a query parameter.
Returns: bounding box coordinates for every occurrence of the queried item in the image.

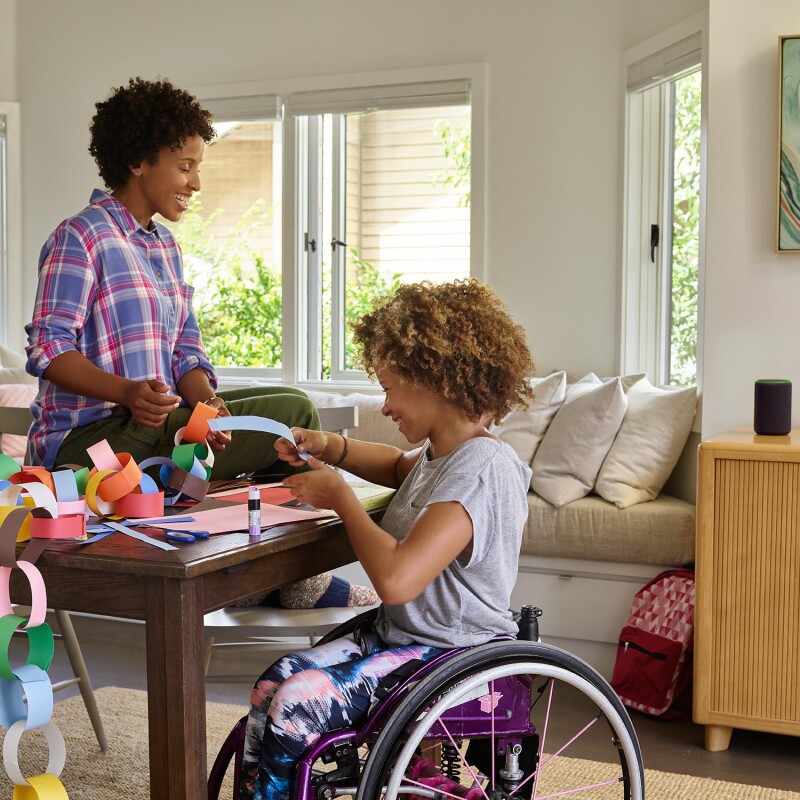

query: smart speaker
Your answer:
[754,379,792,435]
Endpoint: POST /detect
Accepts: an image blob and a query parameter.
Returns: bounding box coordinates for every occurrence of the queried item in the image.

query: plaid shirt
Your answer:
[25,189,216,467]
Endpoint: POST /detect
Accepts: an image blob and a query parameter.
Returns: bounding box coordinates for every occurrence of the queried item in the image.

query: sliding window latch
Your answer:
[650,224,660,263]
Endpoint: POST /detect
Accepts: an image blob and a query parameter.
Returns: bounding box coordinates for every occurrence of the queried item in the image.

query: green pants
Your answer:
[54,386,320,481]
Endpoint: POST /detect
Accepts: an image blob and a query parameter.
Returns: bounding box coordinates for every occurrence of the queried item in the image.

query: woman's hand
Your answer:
[274,427,331,466]
[282,455,349,510]
[124,379,180,426]
[204,398,232,452]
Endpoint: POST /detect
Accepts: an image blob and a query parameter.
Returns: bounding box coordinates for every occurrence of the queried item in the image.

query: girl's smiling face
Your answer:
[377,366,442,444]
[124,134,204,227]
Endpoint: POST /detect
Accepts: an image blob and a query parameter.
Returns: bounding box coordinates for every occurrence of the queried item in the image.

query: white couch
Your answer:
[307,372,697,678]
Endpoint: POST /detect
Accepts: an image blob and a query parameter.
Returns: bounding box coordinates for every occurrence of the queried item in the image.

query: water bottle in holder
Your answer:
[517,604,543,641]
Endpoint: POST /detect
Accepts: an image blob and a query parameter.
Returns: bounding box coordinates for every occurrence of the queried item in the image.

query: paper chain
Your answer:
[0,402,224,797]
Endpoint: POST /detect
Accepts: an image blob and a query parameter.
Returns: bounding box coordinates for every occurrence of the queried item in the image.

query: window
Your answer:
[171,73,475,386]
[621,29,704,388]
[166,94,284,379]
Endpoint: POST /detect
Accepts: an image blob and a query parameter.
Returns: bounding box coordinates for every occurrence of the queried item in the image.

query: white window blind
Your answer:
[288,79,470,115]
[201,94,282,122]
[627,32,701,93]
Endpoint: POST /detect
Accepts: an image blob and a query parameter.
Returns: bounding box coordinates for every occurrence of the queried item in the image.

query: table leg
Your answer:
[145,575,207,799]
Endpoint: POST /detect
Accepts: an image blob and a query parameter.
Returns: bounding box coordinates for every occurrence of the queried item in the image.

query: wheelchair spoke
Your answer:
[532,675,556,799]
[352,642,643,800]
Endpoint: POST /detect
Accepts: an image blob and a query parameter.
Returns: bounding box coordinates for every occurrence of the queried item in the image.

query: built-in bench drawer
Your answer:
[510,556,665,645]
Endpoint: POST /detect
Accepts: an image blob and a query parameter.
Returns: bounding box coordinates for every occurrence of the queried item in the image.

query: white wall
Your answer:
[702,0,800,436]
[0,0,15,100]
[12,0,705,377]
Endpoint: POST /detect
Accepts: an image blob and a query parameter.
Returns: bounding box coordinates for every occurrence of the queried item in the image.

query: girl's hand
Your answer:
[274,427,330,466]
[282,455,348,510]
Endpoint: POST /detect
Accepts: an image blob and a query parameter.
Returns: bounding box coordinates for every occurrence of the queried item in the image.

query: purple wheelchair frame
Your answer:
[208,644,537,800]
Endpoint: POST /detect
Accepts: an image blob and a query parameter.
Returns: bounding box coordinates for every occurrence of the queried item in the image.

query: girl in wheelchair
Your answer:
[238,278,537,800]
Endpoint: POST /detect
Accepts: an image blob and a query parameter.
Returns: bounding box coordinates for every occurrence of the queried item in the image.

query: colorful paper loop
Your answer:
[10,468,56,496]
[0,616,54,679]
[0,664,54,730]
[29,514,86,540]
[0,507,33,555]
[12,772,70,800]
[114,490,165,518]
[50,470,79,503]
[82,469,116,517]
[0,455,21,481]
[183,401,219,443]
[2,718,66,785]
[94,452,142,503]
[0,484,58,523]
[167,467,209,501]
[86,440,123,472]
[0,560,48,627]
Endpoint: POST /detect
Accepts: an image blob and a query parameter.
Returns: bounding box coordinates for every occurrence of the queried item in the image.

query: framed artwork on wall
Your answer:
[778,34,800,252]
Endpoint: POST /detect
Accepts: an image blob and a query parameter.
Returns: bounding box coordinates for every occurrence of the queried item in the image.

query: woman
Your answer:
[25,76,317,476]
[25,76,374,609]
[239,278,537,800]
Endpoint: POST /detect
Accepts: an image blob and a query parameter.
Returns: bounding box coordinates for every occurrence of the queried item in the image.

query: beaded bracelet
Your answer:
[330,434,349,467]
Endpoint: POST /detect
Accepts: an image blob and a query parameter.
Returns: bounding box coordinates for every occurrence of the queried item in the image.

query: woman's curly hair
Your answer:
[89,77,214,190]
[351,278,536,426]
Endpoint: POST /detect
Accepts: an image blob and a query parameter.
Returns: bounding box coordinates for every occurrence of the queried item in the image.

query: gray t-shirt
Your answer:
[374,436,531,648]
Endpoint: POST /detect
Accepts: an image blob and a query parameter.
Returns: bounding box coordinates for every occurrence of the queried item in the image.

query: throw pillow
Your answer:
[595,377,697,508]
[0,383,36,459]
[530,375,627,507]
[0,346,26,369]
[493,371,567,465]
[344,392,414,451]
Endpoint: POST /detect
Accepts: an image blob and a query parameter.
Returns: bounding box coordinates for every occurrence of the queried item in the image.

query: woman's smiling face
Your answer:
[131,134,204,226]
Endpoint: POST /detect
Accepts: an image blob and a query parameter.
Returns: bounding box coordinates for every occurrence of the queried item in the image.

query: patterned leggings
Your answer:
[238,634,444,800]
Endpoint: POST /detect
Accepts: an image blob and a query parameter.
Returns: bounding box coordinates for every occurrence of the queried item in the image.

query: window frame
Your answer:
[619,13,707,390]
[195,64,486,390]
[0,101,22,352]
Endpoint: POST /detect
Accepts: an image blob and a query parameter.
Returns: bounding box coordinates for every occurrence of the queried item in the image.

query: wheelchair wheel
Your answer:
[356,641,644,800]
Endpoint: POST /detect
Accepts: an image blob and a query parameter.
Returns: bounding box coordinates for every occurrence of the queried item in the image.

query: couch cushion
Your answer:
[595,378,697,508]
[530,375,627,507]
[521,491,695,566]
[493,371,566,465]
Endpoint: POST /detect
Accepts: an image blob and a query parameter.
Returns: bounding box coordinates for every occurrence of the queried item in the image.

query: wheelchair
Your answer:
[208,606,645,800]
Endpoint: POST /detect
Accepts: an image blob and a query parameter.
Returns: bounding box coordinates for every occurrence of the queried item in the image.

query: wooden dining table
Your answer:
[9,511,373,799]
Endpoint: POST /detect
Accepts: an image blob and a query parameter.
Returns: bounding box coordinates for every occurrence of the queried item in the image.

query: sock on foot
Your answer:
[278,573,378,609]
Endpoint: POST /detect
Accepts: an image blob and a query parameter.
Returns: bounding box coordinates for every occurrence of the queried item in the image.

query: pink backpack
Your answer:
[610,568,695,718]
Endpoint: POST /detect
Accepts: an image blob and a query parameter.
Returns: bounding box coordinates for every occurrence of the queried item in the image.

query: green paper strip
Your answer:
[0,454,21,481]
[0,615,54,679]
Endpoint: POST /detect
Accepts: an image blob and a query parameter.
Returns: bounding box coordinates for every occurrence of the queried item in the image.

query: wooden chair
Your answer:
[0,405,107,750]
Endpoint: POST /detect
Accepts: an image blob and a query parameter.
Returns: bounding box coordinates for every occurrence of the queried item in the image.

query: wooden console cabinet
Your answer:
[695,428,800,751]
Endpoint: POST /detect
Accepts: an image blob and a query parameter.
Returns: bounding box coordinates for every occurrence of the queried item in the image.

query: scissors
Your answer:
[163,529,211,543]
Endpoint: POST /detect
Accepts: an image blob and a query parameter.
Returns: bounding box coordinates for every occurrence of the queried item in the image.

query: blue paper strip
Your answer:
[208,416,308,460]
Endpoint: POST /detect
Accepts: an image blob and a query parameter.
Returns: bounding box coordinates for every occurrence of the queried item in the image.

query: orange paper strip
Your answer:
[183,402,218,444]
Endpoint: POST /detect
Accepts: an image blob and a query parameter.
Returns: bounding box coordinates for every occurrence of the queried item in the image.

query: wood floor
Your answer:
[35,612,800,792]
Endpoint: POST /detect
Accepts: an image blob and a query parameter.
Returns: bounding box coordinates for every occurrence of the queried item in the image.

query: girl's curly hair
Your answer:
[351,278,536,426]
[89,77,214,190]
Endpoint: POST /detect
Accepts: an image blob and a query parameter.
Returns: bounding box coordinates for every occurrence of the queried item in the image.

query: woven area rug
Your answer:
[0,687,798,799]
